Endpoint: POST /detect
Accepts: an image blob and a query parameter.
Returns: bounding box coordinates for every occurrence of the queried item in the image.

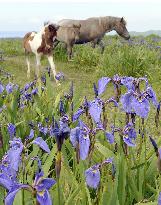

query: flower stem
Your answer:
[57,177,61,205]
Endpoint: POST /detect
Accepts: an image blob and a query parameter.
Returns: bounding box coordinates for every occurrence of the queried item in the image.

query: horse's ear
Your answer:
[120,17,124,22]
[73,24,81,28]
[48,24,56,32]
[44,21,49,26]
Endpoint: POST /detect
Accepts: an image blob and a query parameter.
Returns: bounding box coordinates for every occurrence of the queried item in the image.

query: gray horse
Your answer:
[55,24,81,60]
[44,21,81,60]
[57,16,130,58]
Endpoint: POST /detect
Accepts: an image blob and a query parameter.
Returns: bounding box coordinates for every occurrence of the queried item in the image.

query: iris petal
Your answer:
[5,184,30,205]
[85,165,100,189]
[36,190,52,205]
[98,77,111,95]
[89,99,102,123]
[105,132,114,144]
[131,97,150,118]
[33,137,50,153]
[79,134,90,160]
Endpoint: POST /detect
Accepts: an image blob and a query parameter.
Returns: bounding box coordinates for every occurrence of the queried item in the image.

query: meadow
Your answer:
[0,35,161,205]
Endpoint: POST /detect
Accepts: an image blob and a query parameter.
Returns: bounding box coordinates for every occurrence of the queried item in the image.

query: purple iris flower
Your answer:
[6,83,14,94]
[7,138,24,172]
[105,125,115,144]
[0,83,4,94]
[5,184,31,205]
[59,99,65,115]
[120,91,134,113]
[32,137,50,153]
[123,137,135,147]
[121,76,135,91]
[113,74,121,83]
[0,138,24,180]
[32,171,56,205]
[123,123,136,139]
[93,83,98,97]
[85,164,100,189]
[146,86,158,107]
[24,83,30,91]
[4,171,56,205]
[31,88,38,95]
[24,92,32,101]
[41,75,46,86]
[55,72,64,81]
[97,77,111,95]
[27,129,34,140]
[105,131,114,144]
[53,115,70,151]
[70,120,90,160]
[103,157,114,164]
[122,123,136,147]
[7,123,16,139]
[131,96,150,118]
[89,98,102,124]
[0,173,16,191]
[121,90,151,118]
[0,154,17,184]
[72,108,84,121]
[85,158,113,189]
[83,96,89,109]
[38,123,48,135]
[96,121,104,129]
[49,125,55,137]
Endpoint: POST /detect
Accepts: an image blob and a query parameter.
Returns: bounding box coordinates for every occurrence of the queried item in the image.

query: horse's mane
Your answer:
[100,16,127,30]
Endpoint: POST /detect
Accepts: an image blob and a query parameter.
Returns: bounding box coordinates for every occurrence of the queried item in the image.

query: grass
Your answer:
[0,35,161,205]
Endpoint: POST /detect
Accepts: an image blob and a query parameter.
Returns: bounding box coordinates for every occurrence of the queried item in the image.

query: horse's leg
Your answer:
[35,54,41,78]
[98,39,105,54]
[47,54,58,83]
[67,44,73,61]
[91,39,98,49]
[25,51,31,79]
[63,43,67,50]
[91,41,96,49]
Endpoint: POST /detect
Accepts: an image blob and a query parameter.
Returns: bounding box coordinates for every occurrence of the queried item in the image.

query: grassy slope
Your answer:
[0,36,161,95]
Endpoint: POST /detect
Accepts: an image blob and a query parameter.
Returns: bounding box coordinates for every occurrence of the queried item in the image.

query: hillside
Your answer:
[130,30,161,37]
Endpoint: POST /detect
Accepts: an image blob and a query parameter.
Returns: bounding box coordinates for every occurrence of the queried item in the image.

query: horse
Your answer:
[57,16,130,58]
[54,24,81,60]
[23,23,59,82]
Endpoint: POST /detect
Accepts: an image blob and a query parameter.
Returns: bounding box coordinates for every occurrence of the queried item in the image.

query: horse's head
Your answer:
[72,24,81,42]
[114,17,130,40]
[44,23,60,43]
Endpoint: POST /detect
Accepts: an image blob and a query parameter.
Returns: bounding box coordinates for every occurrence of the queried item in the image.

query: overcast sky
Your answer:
[0,0,161,32]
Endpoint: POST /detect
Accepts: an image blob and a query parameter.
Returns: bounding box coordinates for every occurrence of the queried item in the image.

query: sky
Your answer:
[0,0,161,32]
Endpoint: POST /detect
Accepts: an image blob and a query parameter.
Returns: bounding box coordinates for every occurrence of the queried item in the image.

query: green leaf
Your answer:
[42,144,57,177]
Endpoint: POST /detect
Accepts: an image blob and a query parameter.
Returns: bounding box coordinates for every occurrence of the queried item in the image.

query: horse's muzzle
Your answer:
[125,35,130,40]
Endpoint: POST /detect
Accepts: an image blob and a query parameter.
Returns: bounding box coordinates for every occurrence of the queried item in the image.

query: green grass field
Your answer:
[0,35,161,205]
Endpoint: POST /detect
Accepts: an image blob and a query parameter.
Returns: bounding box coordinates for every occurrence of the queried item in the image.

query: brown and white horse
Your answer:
[23,23,59,82]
